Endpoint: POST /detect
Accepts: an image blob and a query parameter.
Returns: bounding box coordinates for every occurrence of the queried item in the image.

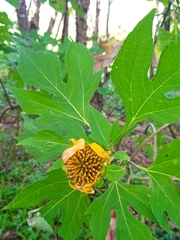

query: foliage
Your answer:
[1,6,180,240]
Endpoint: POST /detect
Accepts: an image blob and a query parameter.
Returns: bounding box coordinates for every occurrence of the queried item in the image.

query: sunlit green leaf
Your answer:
[156,27,180,57]
[89,107,111,149]
[111,8,180,135]
[158,0,168,6]
[70,0,84,17]
[0,26,9,43]
[11,43,101,125]
[0,12,12,25]
[5,0,19,8]
[49,0,65,12]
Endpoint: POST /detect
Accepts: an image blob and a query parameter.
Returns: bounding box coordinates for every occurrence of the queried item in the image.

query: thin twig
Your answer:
[145,123,157,160]
[130,124,169,162]
[0,78,13,110]
[0,104,19,122]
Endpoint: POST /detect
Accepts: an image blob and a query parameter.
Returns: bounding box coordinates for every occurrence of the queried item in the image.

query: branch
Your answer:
[130,124,169,162]
[0,104,20,122]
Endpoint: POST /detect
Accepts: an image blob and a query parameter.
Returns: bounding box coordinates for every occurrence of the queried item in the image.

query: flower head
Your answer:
[62,138,111,194]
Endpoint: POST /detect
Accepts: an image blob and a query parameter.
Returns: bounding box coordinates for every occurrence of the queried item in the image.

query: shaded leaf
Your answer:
[113,151,130,162]
[105,165,126,181]
[28,214,53,233]
[147,139,180,234]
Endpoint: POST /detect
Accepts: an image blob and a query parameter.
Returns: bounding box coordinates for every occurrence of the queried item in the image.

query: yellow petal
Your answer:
[89,143,111,164]
[61,138,85,163]
[69,182,95,194]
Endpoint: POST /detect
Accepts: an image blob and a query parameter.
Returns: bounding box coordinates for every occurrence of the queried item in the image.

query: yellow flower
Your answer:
[62,138,111,194]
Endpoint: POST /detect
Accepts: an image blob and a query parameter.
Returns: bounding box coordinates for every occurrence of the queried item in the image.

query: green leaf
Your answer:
[17,130,70,162]
[5,0,19,8]
[4,169,90,240]
[89,107,111,149]
[113,151,130,162]
[147,139,180,233]
[158,0,168,6]
[87,182,157,240]
[111,9,180,134]
[49,0,65,12]
[47,159,62,172]
[0,26,9,43]
[156,27,180,57]
[0,12,12,25]
[70,0,84,17]
[11,43,101,125]
[105,165,126,181]
[16,111,90,162]
[110,119,121,145]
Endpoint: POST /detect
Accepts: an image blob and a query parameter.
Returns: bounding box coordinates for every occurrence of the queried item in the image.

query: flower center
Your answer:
[65,146,104,186]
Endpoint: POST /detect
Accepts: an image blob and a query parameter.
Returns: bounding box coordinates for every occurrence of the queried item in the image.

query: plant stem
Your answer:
[0,78,13,110]
[130,124,169,162]
[145,123,157,160]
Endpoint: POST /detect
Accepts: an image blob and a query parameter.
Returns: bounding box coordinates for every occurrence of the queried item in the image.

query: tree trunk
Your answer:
[16,0,29,32]
[106,0,113,38]
[62,0,69,42]
[76,0,90,45]
[93,0,101,41]
[30,0,41,31]
[48,11,58,33]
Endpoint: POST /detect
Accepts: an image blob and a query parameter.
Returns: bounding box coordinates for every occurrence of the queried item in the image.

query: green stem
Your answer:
[145,123,157,161]
[130,124,169,162]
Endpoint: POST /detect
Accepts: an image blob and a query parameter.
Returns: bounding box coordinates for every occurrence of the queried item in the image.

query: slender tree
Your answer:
[106,0,113,38]
[16,0,29,31]
[93,0,101,41]
[30,0,41,31]
[76,0,90,45]
[62,0,69,42]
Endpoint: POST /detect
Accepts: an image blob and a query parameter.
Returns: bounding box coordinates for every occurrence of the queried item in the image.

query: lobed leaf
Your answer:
[147,139,180,233]
[4,169,90,240]
[87,182,157,240]
[89,107,111,149]
[10,43,101,125]
[111,8,180,137]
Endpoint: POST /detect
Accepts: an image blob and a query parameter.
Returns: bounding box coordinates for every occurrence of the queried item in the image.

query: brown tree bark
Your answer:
[76,0,90,45]
[16,0,29,32]
[62,0,69,42]
[93,0,101,41]
[48,11,58,33]
[106,0,113,38]
[30,0,41,31]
